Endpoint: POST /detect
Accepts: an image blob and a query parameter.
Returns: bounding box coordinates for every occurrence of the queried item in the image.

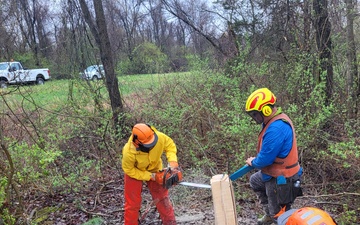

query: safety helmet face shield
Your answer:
[247,110,264,124]
[132,123,158,152]
[136,144,154,153]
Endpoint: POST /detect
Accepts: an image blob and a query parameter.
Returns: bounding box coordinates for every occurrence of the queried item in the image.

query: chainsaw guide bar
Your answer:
[179,181,211,189]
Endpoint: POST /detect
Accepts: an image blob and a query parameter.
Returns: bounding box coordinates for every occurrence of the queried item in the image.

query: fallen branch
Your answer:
[314,201,343,206]
[77,199,111,217]
[303,180,360,187]
[299,192,360,198]
[92,180,118,211]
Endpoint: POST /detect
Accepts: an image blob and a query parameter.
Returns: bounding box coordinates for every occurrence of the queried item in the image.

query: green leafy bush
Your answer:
[125,42,170,74]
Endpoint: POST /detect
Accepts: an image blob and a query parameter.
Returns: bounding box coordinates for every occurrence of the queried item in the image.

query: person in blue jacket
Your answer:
[244,88,303,225]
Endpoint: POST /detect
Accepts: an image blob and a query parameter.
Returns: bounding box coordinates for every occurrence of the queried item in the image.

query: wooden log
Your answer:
[210,174,237,225]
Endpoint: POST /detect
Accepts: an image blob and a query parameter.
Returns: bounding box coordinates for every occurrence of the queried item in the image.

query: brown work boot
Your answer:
[257,214,274,225]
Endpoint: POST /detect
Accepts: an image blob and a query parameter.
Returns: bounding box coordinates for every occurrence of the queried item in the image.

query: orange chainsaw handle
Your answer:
[163,167,183,189]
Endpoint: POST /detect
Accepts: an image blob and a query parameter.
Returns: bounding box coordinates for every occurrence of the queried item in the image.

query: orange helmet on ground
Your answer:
[278,207,337,225]
[132,123,158,149]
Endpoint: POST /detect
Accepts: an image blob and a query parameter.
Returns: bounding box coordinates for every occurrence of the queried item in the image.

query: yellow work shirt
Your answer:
[122,130,178,181]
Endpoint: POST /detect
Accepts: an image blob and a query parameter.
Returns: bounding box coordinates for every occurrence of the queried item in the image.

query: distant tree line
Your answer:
[0,0,359,116]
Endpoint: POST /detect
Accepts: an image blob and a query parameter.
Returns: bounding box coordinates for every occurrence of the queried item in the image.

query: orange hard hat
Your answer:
[284,207,337,225]
[132,123,158,148]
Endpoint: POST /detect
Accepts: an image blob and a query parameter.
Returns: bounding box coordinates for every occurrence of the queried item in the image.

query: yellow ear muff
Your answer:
[262,105,272,117]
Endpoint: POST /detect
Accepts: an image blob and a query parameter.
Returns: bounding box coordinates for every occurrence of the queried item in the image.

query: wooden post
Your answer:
[210,174,237,225]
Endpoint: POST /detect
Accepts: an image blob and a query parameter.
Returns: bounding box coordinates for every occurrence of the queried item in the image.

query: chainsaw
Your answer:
[162,164,254,189]
[179,164,254,188]
[162,167,211,189]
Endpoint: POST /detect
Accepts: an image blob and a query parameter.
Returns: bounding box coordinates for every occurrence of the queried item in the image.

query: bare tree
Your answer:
[146,0,168,49]
[16,0,52,65]
[313,0,334,106]
[162,0,227,56]
[0,2,17,60]
[345,0,359,117]
[111,0,144,63]
[78,0,124,131]
[50,0,88,78]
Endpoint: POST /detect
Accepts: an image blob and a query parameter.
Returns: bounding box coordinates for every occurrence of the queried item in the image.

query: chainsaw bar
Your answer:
[179,181,211,189]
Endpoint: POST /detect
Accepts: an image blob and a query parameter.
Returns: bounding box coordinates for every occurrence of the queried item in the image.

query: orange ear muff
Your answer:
[132,134,141,147]
[262,105,272,117]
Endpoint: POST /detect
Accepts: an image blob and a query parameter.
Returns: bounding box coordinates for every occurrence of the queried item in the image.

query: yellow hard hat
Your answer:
[245,88,276,117]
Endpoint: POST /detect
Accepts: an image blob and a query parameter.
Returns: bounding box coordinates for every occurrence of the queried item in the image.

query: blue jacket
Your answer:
[252,120,302,181]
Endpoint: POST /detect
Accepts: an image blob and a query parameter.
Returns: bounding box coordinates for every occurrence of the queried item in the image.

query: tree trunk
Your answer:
[78,0,124,132]
[302,0,313,100]
[345,0,359,117]
[313,0,334,106]
[18,0,40,65]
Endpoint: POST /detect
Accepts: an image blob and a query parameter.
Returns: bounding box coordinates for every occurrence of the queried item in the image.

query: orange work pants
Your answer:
[124,174,176,225]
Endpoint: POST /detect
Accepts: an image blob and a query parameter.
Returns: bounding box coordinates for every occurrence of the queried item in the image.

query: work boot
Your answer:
[257,214,274,225]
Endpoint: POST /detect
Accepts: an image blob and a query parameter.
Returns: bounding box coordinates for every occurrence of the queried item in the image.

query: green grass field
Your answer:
[0,72,192,112]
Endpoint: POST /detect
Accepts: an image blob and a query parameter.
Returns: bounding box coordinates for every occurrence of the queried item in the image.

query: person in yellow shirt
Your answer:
[122,123,182,225]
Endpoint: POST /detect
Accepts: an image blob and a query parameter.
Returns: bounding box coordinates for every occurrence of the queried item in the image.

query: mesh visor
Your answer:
[247,111,264,124]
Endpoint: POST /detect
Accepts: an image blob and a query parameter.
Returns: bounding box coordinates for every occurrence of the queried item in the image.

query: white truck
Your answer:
[0,61,51,88]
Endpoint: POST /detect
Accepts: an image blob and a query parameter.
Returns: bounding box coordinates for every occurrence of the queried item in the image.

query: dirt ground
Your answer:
[23,168,329,225]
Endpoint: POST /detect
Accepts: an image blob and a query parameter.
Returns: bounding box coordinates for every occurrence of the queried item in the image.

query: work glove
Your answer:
[168,161,179,169]
[168,161,181,174]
